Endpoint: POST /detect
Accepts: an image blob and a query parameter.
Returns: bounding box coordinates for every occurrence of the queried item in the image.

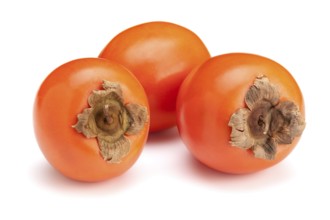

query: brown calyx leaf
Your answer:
[228,108,254,149]
[125,103,148,135]
[245,75,280,110]
[276,101,306,137]
[73,108,98,138]
[97,136,130,163]
[253,138,276,160]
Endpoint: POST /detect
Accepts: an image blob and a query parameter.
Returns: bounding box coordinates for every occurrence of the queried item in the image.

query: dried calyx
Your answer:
[228,75,305,160]
[73,80,148,163]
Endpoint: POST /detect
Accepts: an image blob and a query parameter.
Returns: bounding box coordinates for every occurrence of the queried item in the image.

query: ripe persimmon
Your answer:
[34,58,149,182]
[99,21,210,132]
[177,53,305,174]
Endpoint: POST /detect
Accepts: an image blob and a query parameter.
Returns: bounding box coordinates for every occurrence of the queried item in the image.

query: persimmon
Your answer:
[176,53,305,174]
[33,58,149,182]
[99,21,210,132]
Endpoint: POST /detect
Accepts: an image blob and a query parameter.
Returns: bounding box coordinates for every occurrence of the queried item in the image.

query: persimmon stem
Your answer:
[103,105,112,124]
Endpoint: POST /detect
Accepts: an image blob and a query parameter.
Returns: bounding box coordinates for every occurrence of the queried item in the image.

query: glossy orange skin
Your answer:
[99,21,210,132]
[34,58,149,182]
[177,53,305,174]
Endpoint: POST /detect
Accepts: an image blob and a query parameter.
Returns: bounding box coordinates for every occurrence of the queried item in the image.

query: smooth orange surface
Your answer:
[99,21,210,132]
[177,53,305,174]
[33,58,149,182]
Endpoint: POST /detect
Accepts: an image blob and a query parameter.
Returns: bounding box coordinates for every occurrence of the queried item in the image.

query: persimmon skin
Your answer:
[99,21,210,132]
[176,53,305,174]
[33,58,149,182]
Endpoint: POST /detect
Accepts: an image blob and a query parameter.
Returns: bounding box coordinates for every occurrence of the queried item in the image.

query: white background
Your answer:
[1,0,329,219]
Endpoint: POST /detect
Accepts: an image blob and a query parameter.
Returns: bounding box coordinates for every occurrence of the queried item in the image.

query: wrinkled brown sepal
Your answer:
[245,75,280,110]
[97,136,130,163]
[252,138,277,160]
[125,103,148,135]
